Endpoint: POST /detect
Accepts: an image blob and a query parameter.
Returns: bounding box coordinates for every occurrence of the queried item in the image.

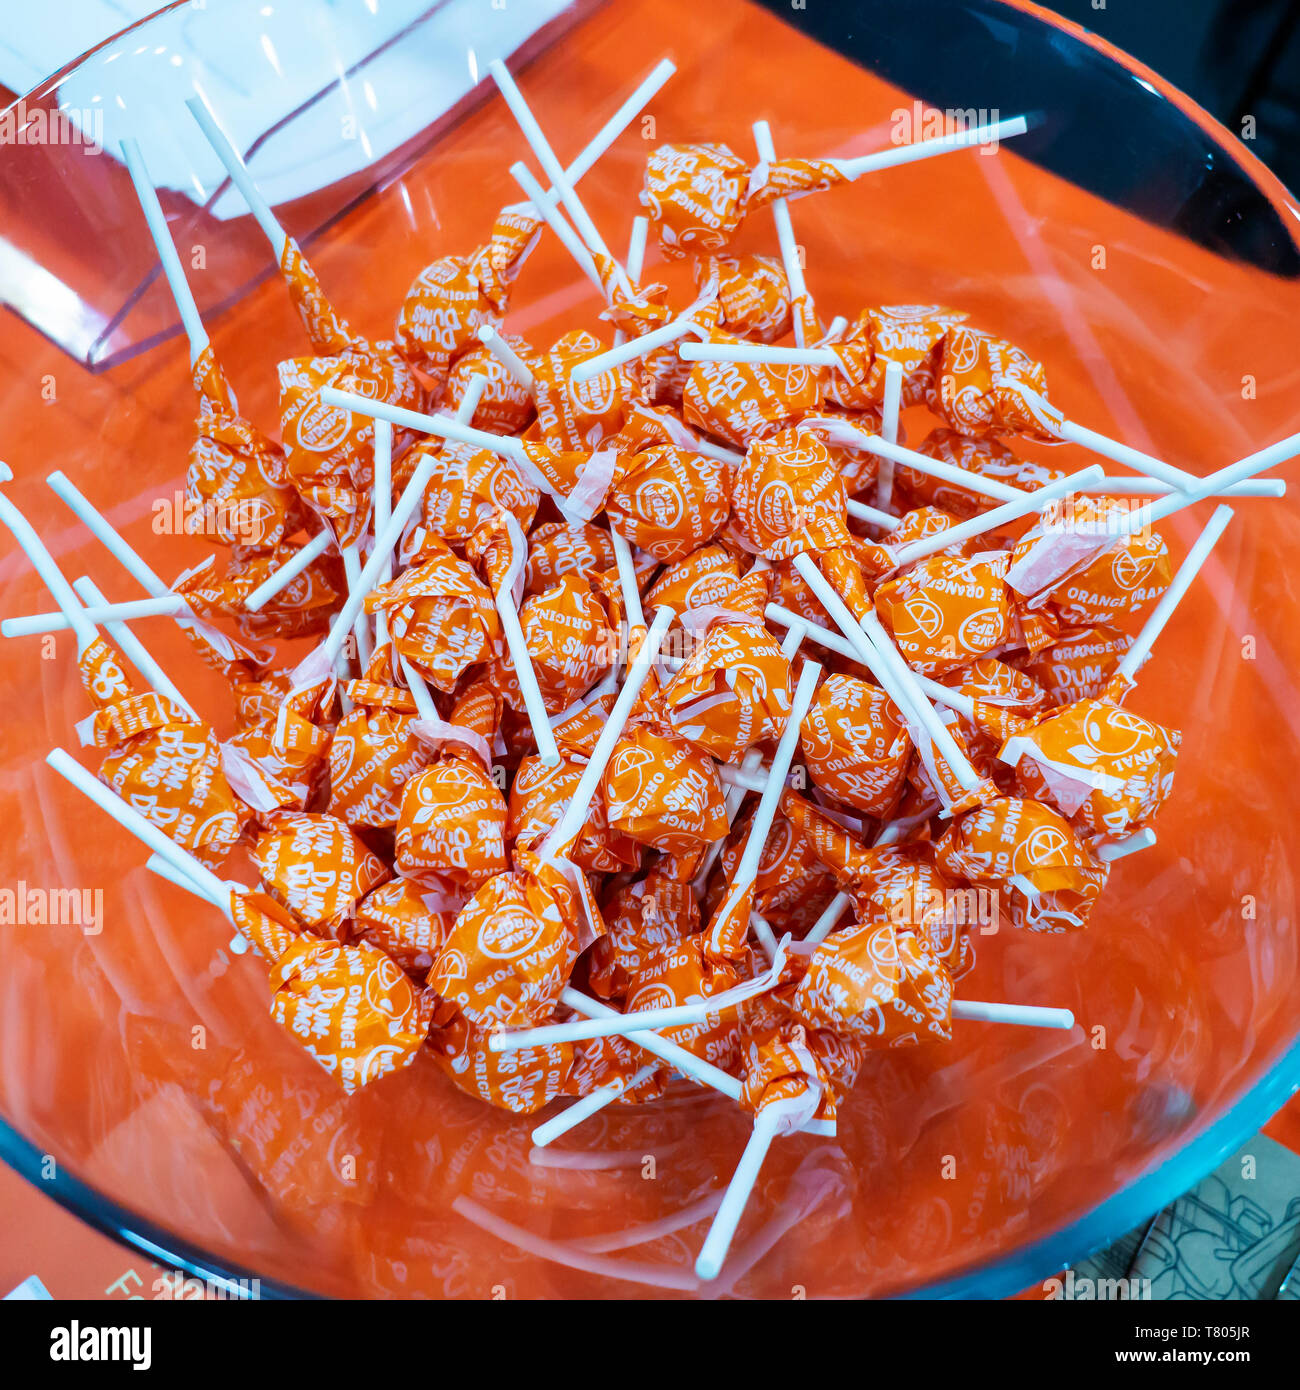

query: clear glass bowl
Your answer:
[0,0,1297,1299]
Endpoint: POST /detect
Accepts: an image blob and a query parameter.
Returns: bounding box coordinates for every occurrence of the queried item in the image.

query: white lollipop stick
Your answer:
[340,543,373,667]
[316,386,529,469]
[186,92,288,257]
[952,1000,1074,1029]
[1083,476,1282,498]
[489,59,633,298]
[1015,385,1199,492]
[610,529,645,630]
[1134,430,1300,527]
[808,417,1022,503]
[372,419,394,648]
[1095,828,1157,862]
[696,1091,807,1281]
[493,997,741,1051]
[541,606,674,855]
[561,987,742,1100]
[1115,505,1234,682]
[607,215,652,356]
[889,465,1106,568]
[144,850,225,907]
[766,603,858,663]
[789,552,980,795]
[313,443,459,668]
[710,661,821,931]
[120,138,209,364]
[530,1063,660,1148]
[46,748,233,911]
[476,325,535,391]
[804,891,852,946]
[495,512,561,767]
[71,577,197,719]
[749,909,781,961]
[0,492,97,653]
[243,530,333,613]
[2,593,185,637]
[875,359,904,511]
[679,341,841,368]
[828,114,1029,179]
[509,160,606,295]
[570,314,704,383]
[846,498,900,529]
[752,120,809,347]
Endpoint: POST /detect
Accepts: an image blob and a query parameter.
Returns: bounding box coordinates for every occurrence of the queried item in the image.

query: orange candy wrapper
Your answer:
[277,242,424,548]
[934,796,1108,933]
[428,1013,573,1115]
[509,746,639,874]
[402,440,540,553]
[253,811,390,934]
[873,551,1012,676]
[684,349,822,449]
[641,143,846,256]
[800,672,911,815]
[659,618,793,764]
[353,876,454,976]
[395,205,542,386]
[446,335,539,435]
[1000,696,1180,836]
[395,682,509,890]
[427,847,599,1031]
[789,917,953,1048]
[606,445,730,562]
[497,573,616,716]
[589,869,700,1000]
[328,647,434,830]
[188,345,303,550]
[827,305,968,410]
[365,537,501,692]
[730,429,850,560]
[231,890,433,1093]
[698,254,792,343]
[927,325,1058,441]
[76,638,247,868]
[602,726,729,854]
[1020,626,1133,706]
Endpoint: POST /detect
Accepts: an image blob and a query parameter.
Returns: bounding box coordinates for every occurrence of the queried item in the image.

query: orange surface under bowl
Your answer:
[0,0,1297,1298]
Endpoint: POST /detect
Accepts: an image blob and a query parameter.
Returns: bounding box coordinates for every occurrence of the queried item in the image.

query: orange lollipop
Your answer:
[602,725,729,854]
[799,672,911,816]
[253,811,390,935]
[872,551,1012,676]
[934,796,1107,933]
[730,428,850,560]
[698,254,792,343]
[395,205,542,387]
[641,143,846,256]
[365,536,501,692]
[352,875,454,976]
[327,646,434,830]
[606,445,730,562]
[402,440,540,554]
[927,325,1058,441]
[395,680,508,891]
[231,890,433,1093]
[77,637,247,868]
[428,1012,574,1116]
[427,847,598,1030]
[1000,696,1180,837]
[659,618,793,764]
[589,868,701,1001]
[188,346,303,550]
